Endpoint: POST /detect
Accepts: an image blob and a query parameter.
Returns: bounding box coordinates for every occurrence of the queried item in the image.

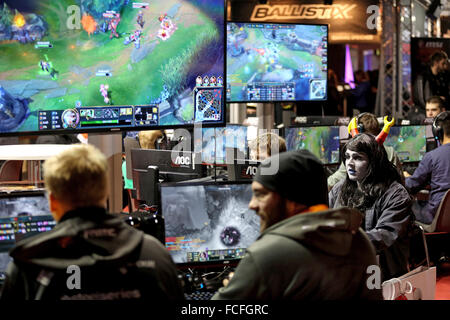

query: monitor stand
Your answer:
[88,133,123,214]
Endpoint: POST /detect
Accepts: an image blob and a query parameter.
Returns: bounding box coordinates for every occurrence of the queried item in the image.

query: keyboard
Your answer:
[185,291,215,300]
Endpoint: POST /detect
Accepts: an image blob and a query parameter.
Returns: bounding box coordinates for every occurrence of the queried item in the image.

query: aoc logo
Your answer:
[245,165,258,176]
[174,155,190,166]
[250,4,357,21]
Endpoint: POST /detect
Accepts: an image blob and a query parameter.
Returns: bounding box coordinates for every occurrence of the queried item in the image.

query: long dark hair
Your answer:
[339,133,402,211]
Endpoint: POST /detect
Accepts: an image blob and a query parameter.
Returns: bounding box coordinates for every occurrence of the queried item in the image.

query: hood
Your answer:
[10,210,144,269]
[261,207,363,256]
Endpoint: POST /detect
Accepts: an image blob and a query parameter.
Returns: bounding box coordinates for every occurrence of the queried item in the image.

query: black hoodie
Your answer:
[212,207,383,300]
[0,207,183,300]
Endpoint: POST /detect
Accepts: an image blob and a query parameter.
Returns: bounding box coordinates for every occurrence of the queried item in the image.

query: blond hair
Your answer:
[249,132,287,159]
[43,144,108,208]
[138,130,163,149]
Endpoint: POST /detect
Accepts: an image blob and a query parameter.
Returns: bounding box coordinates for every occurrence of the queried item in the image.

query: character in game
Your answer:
[196,76,203,87]
[137,10,145,28]
[158,13,167,22]
[123,29,142,49]
[210,76,217,86]
[39,60,58,79]
[99,84,111,104]
[217,76,223,86]
[108,13,121,39]
[203,76,209,86]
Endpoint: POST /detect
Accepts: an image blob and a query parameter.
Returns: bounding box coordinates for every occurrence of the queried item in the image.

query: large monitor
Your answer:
[285,126,340,164]
[160,181,260,266]
[384,125,427,163]
[226,22,328,102]
[201,124,248,165]
[0,0,225,136]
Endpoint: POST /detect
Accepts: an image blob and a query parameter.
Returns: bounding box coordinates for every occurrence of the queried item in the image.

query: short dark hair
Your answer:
[438,117,450,137]
[430,51,448,66]
[426,96,445,110]
[358,113,380,136]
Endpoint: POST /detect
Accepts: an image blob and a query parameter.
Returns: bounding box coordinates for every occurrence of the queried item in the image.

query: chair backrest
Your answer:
[435,189,450,232]
[0,160,23,181]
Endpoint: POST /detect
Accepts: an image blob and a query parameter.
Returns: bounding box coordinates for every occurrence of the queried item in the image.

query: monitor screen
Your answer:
[0,0,225,136]
[385,125,427,162]
[201,125,248,164]
[226,22,328,102]
[161,182,260,265]
[285,126,340,164]
[13,215,56,243]
[0,192,50,218]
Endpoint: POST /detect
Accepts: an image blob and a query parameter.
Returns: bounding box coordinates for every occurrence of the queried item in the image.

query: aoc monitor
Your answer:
[160,181,259,267]
[200,124,248,165]
[285,125,340,165]
[226,22,328,102]
[384,125,427,163]
[0,0,225,136]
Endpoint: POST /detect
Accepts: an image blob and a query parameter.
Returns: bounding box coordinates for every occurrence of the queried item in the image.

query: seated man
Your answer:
[405,111,450,224]
[328,113,403,190]
[213,150,381,300]
[1,144,183,300]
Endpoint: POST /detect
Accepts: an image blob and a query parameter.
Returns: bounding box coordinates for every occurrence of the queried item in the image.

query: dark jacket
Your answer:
[329,181,413,280]
[212,207,382,300]
[0,207,183,300]
[406,143,450,222]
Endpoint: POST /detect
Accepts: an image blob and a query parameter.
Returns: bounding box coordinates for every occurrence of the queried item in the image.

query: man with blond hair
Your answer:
[0,144,183,300]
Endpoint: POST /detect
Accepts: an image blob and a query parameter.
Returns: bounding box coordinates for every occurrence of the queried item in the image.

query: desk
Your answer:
[0,144,73,184]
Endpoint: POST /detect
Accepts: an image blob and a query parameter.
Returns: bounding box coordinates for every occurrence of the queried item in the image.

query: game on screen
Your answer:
[0,0,225,134]
[226,22,328,102]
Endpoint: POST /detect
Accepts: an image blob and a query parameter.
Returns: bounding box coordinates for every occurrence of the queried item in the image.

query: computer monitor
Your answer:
[0,0,225,136]
[384,125,427,162]
[0,191,50,218]
[0,250,13,284]
[201,124,248,165]
[13,215,56,243]
[227,159,261,181]
[226,22,328,102]
[285,126,340,164]
[160,181,260,266]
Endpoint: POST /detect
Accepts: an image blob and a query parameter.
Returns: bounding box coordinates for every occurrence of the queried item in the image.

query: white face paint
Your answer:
[345,149,369,182]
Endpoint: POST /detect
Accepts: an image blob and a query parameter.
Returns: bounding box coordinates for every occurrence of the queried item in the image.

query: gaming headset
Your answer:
[432,111,450,144]
[356,112,369,133]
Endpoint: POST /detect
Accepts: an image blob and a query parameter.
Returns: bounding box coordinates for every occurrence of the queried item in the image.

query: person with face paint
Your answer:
[329,133,413,281]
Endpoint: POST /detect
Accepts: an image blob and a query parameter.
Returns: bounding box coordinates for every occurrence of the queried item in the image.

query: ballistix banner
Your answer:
[229,0,381,43]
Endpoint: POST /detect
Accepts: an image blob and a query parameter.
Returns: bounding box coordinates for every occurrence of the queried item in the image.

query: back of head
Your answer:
[138,130,163,149]
[43,144,108,208]
[358,113,380,136]
[433,111,450,141]
[254,149,328,206]
[249,132,286,160]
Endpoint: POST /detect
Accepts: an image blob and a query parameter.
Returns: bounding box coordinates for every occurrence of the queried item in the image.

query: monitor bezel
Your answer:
[159,180,256,268]
[0,0,227,137]
[226,20,329,103]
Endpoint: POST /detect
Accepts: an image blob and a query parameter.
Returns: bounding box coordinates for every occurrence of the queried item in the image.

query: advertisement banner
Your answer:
[229,0,381,43]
